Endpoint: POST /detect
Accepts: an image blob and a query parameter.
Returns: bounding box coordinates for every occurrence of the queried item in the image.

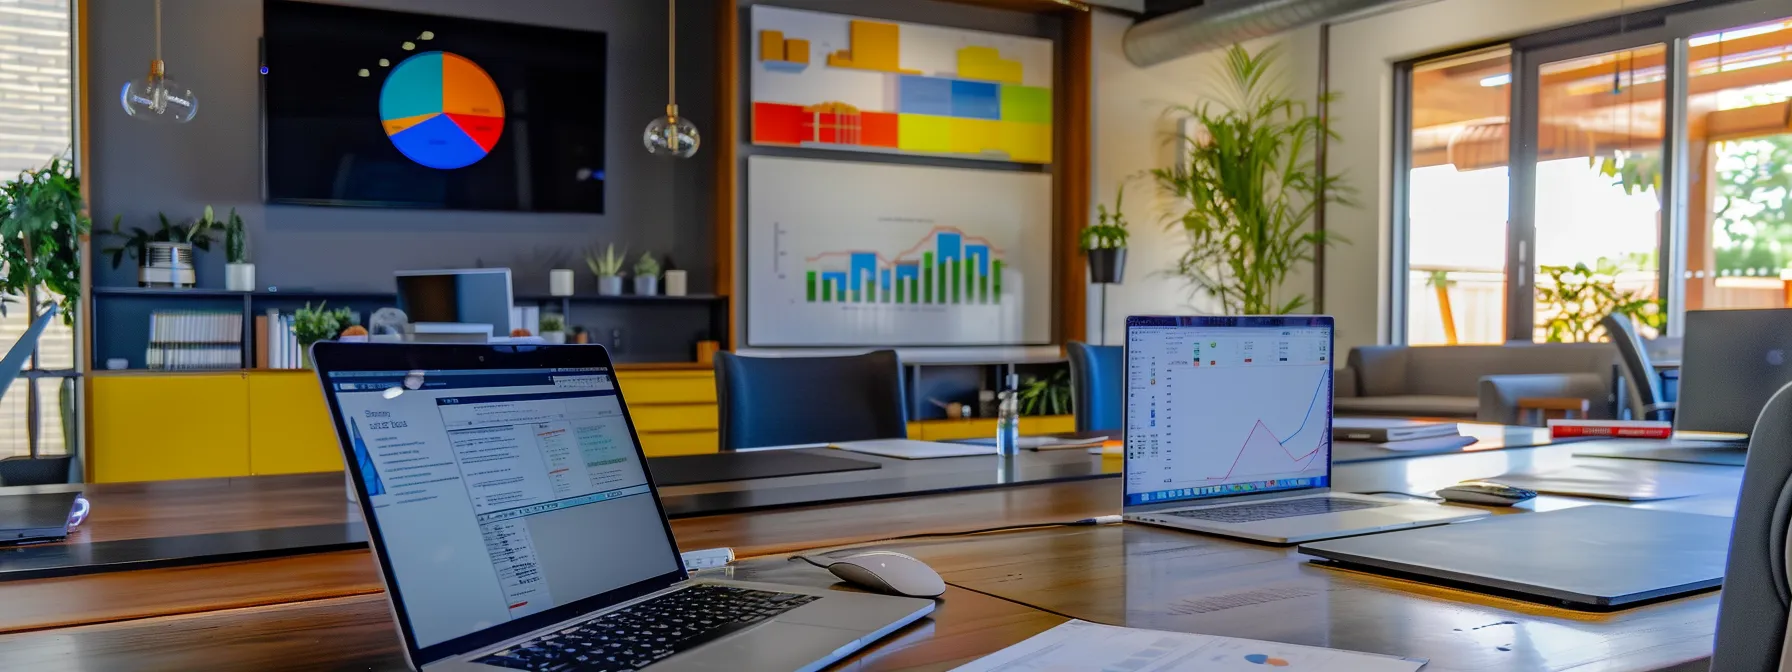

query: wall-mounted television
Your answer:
[262,0,606,212]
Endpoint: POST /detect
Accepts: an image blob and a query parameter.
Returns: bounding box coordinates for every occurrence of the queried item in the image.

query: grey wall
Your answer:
[88,0,716,295]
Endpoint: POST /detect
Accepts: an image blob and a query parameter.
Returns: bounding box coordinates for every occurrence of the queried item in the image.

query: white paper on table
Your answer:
[950,620,1426,672]
[830,439,995,459]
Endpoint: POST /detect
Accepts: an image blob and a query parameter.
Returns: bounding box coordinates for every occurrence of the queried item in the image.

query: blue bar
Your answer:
[822,271,847,302]
[849,253,878,294]
[895,264,920,281]
[937,232,962,265]
[880,269,892,290]
[965,244,989,276]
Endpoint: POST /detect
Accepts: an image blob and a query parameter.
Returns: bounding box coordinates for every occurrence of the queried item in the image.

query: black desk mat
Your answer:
[0,523,366,582]
[648,451,881,487]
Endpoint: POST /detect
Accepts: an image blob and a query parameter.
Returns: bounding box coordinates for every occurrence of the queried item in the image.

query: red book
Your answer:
[1547,420,1673,439]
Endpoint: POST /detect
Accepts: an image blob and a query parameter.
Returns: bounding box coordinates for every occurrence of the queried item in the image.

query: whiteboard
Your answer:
[746,156,1053,347]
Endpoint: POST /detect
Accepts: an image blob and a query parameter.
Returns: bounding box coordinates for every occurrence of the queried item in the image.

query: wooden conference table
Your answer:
[0,437,1741,671]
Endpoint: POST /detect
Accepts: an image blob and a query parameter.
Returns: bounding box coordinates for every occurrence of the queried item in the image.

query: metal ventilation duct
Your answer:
[1123,0,1440,67]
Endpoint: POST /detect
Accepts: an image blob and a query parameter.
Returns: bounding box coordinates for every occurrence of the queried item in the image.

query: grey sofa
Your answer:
[1335,343,1622,424]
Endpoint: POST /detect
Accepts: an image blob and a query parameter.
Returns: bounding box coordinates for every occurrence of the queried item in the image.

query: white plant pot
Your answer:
[664,270,688,297]
[597,275,624,296]
[634,276,658,297]
[225,262,256,292]
[542,331,567,345]
[549,269,575,296]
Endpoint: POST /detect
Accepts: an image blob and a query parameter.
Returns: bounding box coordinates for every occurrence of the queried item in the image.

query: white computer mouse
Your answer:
[823,551,946,598]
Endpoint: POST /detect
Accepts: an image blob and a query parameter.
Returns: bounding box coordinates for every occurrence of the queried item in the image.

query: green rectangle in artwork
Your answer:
[965,260,977,303]
[993,260,1004,299]
[980,274,989,303]
[949,260,960,304]
[1000,85,1051,124]
[806,271,817,302]
[922,253,934,304]
[821,279,832,302]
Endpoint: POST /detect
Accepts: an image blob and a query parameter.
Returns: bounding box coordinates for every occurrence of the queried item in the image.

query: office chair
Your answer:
[1712,381,1792,671]
[1065,341,1122,433]
[713,350,908,451]
[1600,312,1673,421]
[0,303,74,486]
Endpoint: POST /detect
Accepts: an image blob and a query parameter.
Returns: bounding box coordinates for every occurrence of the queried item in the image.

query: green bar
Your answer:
[822,279,832,302]
[950,260,960,304]
[837,279,847,302]
[965,259,977,304]
[806,271,817,302]
[993,260,1004,300]
[896,279,904,304]
[980,273,989,303]
[922,253,934,304]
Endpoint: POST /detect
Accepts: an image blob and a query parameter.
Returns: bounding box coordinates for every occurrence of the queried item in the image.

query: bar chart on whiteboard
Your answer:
[747,155,1052,346]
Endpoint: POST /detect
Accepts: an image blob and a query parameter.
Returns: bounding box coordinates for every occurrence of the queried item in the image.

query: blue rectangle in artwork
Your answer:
[850,252,878,292]
[937,232,962,264]
[950,80,1001,120]
[966,244,989,275]
[897,76,953,116]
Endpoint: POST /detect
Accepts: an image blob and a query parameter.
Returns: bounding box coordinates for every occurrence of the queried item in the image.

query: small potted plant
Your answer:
[634,252,661,296]
[102,209,217,288]
[223,208,254,292]
[539,313,567,344]
[293,301,354,369]
[587,244,627,296]
[1082,184,1130,284]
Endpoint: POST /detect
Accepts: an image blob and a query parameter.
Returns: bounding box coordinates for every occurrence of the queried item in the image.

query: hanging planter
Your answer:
[1083,184,1131,285]
[1087,248,1127,285]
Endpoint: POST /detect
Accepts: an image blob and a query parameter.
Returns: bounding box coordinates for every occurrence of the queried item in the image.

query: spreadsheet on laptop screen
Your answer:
[1125,320,1334,507]
[326,367,682,648]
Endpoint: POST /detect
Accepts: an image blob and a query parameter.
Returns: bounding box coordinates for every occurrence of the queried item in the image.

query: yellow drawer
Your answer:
[629,404,719,433]
[909,415,1077,441]
[615,370,716,405]
[638,431,719,457]
[92,373,251,482]
[1020,415,1077,435]
[248,372,345,475]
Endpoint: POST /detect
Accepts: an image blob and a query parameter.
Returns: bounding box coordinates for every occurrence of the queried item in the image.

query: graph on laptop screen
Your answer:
[1125,318,1333,506]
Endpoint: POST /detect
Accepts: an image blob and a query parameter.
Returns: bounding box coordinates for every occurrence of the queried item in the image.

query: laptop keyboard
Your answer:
[476,585,821,672]
[1165,497,1395,524]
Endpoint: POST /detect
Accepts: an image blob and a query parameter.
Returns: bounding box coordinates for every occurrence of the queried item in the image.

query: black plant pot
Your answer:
[1087,248,1127,284]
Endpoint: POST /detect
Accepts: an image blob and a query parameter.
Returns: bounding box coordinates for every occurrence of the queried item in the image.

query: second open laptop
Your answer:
[312,342,933,672]
[1120,316,1485,545]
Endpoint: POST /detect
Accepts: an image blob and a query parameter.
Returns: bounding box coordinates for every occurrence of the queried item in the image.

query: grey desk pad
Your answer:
[1574,439,1749,467]
[1299,505,1731,609]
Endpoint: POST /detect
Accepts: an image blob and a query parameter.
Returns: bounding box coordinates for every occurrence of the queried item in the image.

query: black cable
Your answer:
[1356,490,1441,501]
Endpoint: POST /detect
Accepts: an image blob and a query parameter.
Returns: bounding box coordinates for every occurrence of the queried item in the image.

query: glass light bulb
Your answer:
[643,112,699,158]
[120,61,197,123]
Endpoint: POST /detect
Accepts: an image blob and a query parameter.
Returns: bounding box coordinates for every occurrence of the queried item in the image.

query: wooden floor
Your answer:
[0,438,1745,671]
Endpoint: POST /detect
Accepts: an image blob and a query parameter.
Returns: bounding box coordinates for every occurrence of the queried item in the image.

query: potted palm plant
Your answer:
[1083,184,1131,284]
[634,252,661,296]
[222,208,253,291]
[1150,44,1351,315]
[587,244,627,296]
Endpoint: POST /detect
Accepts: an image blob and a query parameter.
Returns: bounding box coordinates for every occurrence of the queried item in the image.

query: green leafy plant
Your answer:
[1081,184,1131,250]
[1535,258,1664,343]
[1593,150,1662,197]
[293,301,355,346]
[634,252,661,279]
[1150,44,1351,315]
[0,157,91,326]
[101,208,217,269]
[586,244,627,277]
[539,313,566,333]
[223,207,247,264]
[1017,369,1071,417]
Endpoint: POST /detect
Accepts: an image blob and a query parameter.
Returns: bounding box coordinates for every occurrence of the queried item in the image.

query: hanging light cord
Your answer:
[666,0,677,117]
[154,0,162,64]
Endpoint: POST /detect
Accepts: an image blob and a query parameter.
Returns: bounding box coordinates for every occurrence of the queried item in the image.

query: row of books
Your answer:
[146,311,244,371]
[257,311,305,370]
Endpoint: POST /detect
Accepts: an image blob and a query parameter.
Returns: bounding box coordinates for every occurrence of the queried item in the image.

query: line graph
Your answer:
[1163,365,1331,486]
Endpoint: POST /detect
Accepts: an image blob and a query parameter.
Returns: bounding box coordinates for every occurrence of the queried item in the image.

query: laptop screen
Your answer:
[1123,316,1334,507]
[326,365,682,651]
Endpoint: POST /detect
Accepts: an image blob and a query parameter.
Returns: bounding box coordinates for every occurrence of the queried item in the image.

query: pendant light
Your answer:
[120,0,198,123]
[643,0,699,157]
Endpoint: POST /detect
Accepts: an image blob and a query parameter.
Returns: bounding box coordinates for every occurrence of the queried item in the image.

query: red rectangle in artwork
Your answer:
[753,102,805,145]
[862,111,898,147]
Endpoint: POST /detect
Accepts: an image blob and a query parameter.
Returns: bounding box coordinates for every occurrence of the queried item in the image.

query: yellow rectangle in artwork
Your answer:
[785,38,810,65]
[1001,121,1052,164]
[948,117,1002,155]
[898,114,952,153]
[759,30,785,62]
[958,46,1022,83]
[851,20,901,71]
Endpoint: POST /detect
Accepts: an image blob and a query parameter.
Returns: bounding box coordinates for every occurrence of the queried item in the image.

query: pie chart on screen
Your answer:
[379,51,504,169]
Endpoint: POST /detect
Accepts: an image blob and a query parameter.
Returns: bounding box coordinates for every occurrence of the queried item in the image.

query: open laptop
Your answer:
[312,342,933,672]
[1120,316,1485,545]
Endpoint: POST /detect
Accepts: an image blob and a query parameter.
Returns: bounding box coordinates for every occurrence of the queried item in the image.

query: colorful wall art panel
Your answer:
[750,6,1054,164]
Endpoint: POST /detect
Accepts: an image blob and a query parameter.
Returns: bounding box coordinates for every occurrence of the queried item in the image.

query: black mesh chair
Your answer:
[713,350,908,451]
[1712,381,1792,670]
[1065,341,1123,433]
[1600,311,1673,421]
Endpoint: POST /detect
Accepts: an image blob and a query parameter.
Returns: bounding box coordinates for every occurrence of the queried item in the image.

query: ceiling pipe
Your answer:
[1123,0,1441,67]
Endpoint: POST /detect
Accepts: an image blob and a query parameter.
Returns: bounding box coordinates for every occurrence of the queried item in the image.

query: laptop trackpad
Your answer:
[660,621,861,671]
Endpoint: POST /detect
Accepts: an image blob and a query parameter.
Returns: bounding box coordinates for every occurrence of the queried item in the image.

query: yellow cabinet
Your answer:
[616,369,722,457]
[91,373,251,483]
[248,372,344,475]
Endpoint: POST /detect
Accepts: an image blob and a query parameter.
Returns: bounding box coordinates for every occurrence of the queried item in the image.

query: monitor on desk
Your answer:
[1674,309,1792,437]
[395,269,513,339]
